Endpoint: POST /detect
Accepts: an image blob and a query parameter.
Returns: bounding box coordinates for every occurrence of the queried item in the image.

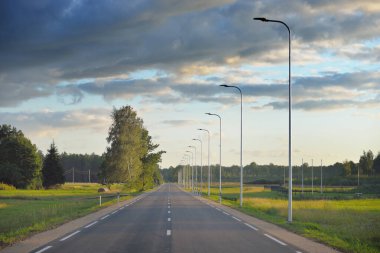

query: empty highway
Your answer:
[32,184,307,253]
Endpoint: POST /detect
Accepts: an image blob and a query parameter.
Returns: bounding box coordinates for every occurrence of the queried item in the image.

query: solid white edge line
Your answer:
[232,216,241,222]
[59,230,81,241]
[244,223,258,231]
[264,234,287,246]
[84,221,98,228]
[35,245,53,253]
[166,229,171,236]
[100,214,110,220]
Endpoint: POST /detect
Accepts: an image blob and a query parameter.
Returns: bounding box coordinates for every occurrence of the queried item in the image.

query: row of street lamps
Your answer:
[178,17,293,222]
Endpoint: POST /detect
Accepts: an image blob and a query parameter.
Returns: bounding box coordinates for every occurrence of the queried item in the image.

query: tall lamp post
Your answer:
[253,17,293,222]
[188,145,197,195]
[185,150,194,192]
[193,138,203,195]
[198,128,211,196]
[206,112,222,203]
[220,84,243,207]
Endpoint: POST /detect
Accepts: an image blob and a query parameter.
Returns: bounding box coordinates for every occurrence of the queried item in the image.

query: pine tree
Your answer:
[42,142,65,188]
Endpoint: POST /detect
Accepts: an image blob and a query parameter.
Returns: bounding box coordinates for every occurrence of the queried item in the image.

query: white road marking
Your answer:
[168,210,171,214]
[264,234,287,246]
[84,221,98,228]
[166,230,171,236]
[296,251,303,253]
[168,206,171,209]
[215,208,221,211]
[59,231,81,241]
[112,210,118,214]
[232,216,241,222]
[223,211,230,216]
[244,223,258,231]
[100,215,110,220]
[35,246,53,253]
[168,218,171,221]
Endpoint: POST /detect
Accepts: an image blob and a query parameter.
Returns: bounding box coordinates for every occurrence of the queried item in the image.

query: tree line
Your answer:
[163,150,380,186]
[0,105,165,189]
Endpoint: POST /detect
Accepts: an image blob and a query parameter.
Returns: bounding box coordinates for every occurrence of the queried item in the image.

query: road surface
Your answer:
[32,184,305,253]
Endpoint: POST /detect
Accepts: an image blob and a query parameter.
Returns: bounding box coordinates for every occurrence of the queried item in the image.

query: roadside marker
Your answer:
[264,234,287,246]
[244,223,258,231]
[84,221,98,228]
[35,246,53,253]
[59,231,81,241]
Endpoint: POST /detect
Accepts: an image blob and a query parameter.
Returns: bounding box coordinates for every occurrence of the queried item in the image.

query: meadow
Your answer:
[195,183,380,253]
[0,183,141,249]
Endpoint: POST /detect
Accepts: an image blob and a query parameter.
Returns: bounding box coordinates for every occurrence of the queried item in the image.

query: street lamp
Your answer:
[253,17,293,222]
[193,138,203,196]
[188,145,197,195]
[220,84,243,207]
[185,150,194,192]
[205,112,222,203]
[198,128,211,196]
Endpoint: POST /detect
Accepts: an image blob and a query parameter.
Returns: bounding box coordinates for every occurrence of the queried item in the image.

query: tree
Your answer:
[359,150,374,175]
[0,124,42,189]
[342,160,356,176]
[374,152,380,175]
[100,106,164,188]
[42,142,65,188]
[139,129,165,190]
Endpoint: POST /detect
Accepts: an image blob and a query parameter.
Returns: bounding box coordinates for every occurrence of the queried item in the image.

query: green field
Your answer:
[0,183,143,249]
[193,183,380,253]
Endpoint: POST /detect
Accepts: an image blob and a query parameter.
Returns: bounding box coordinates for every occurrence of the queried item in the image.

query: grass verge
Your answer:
[0,183,149,249]
[194,184,380,253]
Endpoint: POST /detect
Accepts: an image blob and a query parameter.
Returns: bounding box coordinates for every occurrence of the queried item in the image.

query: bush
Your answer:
[0,182,16,190]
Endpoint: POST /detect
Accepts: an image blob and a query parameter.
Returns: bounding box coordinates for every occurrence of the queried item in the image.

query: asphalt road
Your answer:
[32,184,305,253]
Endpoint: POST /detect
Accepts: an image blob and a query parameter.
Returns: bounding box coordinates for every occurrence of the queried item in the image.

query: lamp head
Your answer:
[205,112,211,115]
[254,17,268,22]
[219,84,229,87]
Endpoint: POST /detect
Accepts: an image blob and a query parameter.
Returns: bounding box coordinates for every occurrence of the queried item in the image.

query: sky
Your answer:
[1,0,379,169]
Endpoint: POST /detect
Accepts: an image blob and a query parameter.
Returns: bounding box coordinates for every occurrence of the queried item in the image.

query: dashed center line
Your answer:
[244,223,258,231]
[264,234,287,246]
[84,221,98,228]
[168,206,171,209]
[168,218,171,221]
[100,214,110,220]
[59,230,81,241]
[35,246,53,253]
[232,216,241,222]
[166,229,171,236]
[168,210,171,214]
